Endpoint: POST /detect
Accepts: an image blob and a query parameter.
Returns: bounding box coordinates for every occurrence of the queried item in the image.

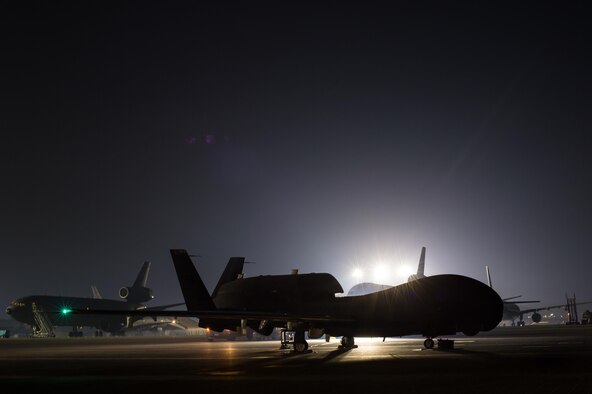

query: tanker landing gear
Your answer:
[424,338,435,349]
[338,336,357,350]
[68,327,83,337]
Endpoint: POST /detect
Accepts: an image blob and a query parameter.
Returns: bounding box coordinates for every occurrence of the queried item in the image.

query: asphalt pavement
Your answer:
[1,325,591,393]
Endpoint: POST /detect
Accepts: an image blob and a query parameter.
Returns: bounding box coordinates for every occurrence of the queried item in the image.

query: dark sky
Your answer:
[1,1,591,314]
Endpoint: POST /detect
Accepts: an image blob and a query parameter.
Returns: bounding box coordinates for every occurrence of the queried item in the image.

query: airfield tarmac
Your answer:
[1,325,591,393]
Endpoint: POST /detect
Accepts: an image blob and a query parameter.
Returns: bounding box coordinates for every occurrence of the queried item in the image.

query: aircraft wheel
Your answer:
[293,341,309,353]
[424,338,435,349]
[339,336,357,350]
[342,336,355,347]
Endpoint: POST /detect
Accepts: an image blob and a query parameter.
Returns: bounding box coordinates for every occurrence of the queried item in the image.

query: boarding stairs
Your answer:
[565,293,579,325]
[31,302,55,337]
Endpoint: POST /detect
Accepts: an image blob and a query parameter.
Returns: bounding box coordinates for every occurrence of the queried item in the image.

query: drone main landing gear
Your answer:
[293,328,309,353]
[338,336,357,350]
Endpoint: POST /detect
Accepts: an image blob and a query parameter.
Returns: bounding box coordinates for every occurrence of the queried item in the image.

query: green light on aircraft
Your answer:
[61,308,72,315]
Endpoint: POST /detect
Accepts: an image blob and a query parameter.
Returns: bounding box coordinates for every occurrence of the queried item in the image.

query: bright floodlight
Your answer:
[372,265,388,282]
[352,268,363,280]
[396,264,416,279]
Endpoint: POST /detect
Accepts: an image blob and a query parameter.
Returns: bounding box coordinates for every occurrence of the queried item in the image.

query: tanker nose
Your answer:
[6,299,26,317]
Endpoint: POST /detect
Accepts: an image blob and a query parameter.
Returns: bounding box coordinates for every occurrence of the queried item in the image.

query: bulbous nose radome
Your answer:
[479,283,504,331]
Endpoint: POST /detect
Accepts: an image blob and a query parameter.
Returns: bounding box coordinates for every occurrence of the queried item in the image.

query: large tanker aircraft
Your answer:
[70,249,503,351]
[6,262,182,336]
[485,266,592,326]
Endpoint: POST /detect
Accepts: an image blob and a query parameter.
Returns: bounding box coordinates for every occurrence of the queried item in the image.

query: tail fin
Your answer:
[91,286,102,299]
[133,261,151,288]
[119,262,154,304]
[212,257,245,299]
[408,246,427,282]
[485,265,492,288]
[170,249,216,311]
[417,247,426,277]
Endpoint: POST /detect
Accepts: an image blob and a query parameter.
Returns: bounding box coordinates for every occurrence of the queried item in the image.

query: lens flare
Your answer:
[352,268,363,279]
[396,264,416,279]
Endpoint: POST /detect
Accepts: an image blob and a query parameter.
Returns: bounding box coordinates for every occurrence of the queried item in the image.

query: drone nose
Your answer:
[480,283,504,331]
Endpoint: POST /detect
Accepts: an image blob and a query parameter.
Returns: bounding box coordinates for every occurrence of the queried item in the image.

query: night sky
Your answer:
[2,1,591,315]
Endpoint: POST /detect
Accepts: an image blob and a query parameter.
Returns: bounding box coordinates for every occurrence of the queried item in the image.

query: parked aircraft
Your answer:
[345,249,542,326]
[6,262,182,336]
[485,266,539,325]
[345,249,588,328]
[70,249,503,351]
[485,266,591,326]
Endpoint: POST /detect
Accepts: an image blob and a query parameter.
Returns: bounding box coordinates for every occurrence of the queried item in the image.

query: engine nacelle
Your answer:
[119,286,153,304]
[531,312,542,323]
[119,287,130,299]
[308,328,325,339]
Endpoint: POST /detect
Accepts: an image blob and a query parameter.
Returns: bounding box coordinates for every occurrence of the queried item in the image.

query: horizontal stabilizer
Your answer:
[91,286,102,299]
[502,295,523,301]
